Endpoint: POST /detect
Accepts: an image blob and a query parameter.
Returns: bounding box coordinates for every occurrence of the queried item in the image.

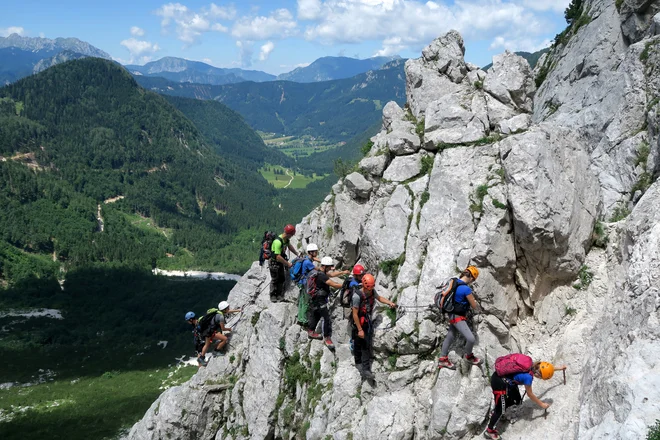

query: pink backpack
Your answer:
[494,353,533,376]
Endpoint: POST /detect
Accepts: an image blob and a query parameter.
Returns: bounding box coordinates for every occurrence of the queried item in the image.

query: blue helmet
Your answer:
[185,311,195,320]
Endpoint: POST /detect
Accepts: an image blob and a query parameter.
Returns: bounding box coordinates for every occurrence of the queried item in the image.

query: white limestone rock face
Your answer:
[344,172,373,199]
[483,51,536,113]
[405,31,469,118]
[359,155,390,177]
[382,153,424,182]
[501,126,601,303]
[498,114,532,135]
[128,18,660,440]
[424,92,488,146]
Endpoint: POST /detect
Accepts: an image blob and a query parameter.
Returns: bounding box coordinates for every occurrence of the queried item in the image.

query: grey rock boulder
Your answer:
[483,50,536,113]
[344,172,373,199]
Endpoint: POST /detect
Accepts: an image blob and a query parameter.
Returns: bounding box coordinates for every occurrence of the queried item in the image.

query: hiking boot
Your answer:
[197,356,208,367]
[361,368,375,381]
[437,356,456,370]
[324,338,335,350]
[484,428,501,439]
[464,353,483,366]
[307,330,322,340]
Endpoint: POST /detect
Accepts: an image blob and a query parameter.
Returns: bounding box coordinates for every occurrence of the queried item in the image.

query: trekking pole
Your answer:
[563,369,566,385]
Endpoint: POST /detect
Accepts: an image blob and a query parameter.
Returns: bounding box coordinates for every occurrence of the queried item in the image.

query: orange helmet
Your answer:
[465,265,479,280]
[538,362,555,380]
[362,274,376,290]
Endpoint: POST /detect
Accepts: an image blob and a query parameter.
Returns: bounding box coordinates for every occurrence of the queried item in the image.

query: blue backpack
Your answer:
[290,257,308,284]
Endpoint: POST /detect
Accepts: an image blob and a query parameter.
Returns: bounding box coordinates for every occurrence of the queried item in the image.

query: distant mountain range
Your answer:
[0,34,111,85]
[276,56,400,82]
[125,57,276,85]
[135,59,407,143]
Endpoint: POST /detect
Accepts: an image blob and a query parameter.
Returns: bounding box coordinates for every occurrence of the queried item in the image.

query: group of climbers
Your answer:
[265,224,396,380]
[185,301,241,367]
[182,223,567,438]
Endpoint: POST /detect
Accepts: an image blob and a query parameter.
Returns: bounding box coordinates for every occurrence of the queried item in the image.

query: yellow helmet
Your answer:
[465,266,479,280]
[538,362,555,380]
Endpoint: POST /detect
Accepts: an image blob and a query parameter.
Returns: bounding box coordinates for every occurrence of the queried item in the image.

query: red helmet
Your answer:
[362,274,375,290]
[352,264,365,276]
[284,224,296,235]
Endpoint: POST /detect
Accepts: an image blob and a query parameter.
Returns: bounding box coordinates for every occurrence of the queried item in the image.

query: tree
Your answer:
[564,0,583,24]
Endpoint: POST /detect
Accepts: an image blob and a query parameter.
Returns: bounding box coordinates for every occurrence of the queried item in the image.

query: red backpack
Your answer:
[494,353,533,377]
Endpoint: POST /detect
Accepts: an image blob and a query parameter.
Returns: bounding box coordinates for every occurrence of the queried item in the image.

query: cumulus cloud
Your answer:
[155,2,232,44]
[236,40,254,67]
[521,0,570,12]
[0,26,26,37]
[259,41,275,61]
[120,38,160,64]
[297,0,553,58]
[231,8,297,40]
[130,26,146,37]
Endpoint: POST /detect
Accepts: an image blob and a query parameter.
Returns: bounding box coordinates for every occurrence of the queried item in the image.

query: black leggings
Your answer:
[352,324,372,368]
[488,373,522,429]
[308,303,332,337]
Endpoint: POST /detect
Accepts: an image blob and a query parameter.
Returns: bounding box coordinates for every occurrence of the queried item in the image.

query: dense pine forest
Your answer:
[0,58,335,283]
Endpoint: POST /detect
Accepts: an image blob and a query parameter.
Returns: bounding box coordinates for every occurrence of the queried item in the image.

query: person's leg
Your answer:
[276,264,286,299]
[297,285,309,326]
[214,333,228,352]
[269,263,279,301]
[453,320,476,355]
[360,324,374,378]
[487,374,507,430]
[321,306,332,337]
[307,305,322,338]
[352,326,363,365]
[440,324,457,356]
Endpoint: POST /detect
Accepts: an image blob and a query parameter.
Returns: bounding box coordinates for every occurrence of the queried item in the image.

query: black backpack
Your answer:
[340,277,358,308]
[433,278,468,316]
[259,231,281,264]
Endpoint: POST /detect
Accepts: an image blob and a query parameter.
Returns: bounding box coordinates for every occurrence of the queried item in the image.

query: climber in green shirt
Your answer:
[269,224,300,302]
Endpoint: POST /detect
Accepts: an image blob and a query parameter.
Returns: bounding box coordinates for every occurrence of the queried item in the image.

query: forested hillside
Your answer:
[135,59,406,143]
[164,95,295,171]
[0,58,328,279]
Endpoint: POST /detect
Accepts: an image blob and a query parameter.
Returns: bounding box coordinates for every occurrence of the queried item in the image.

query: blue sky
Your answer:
[1,0,570,74]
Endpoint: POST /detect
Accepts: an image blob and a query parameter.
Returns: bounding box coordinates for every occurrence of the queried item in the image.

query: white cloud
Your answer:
[202,57,213,64]
[521,0,570,12]
[39,32,46,38]
[208,3,237,20]
[155,2,230,44]
[236,40,254,67]
[297,0,552,59]
[259,41,275,61]
[489,35,552,53]
[0,26,26,37]
[231,9,297,40]
[298,0,323,20]
[130,26,146,37]
[120,38,160,64]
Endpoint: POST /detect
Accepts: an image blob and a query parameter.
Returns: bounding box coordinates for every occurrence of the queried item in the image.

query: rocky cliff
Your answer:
[126,1,660,439]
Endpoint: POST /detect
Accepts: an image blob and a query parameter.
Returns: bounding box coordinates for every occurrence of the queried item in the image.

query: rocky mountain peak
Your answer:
[126,1,660,438]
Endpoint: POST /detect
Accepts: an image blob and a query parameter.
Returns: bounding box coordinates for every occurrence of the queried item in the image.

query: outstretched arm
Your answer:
[287,243,300,257]
[375,294,397,309]
[525,385,550,409]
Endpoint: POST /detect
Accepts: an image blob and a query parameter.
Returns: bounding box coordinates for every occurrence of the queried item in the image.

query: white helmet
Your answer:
[218,301,230,311]
[307,243,319,252]
[320,257,334,266]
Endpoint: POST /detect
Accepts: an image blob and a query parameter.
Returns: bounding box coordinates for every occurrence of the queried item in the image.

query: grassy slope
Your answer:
[0,268,233,439]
